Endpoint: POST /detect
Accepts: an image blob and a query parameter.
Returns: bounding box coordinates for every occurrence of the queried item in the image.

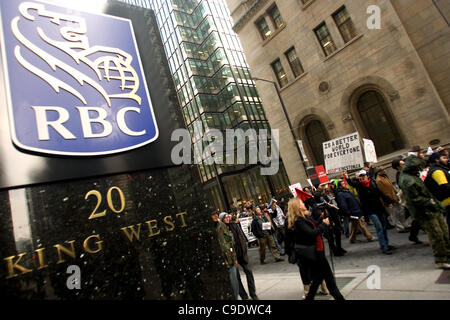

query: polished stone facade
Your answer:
[0,1,232,299]
[0,166,232,299]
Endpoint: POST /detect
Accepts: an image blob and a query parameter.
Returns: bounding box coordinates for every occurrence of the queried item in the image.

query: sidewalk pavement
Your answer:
[240,225,450,300]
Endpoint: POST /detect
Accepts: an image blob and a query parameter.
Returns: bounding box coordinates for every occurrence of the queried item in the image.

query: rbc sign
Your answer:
[0,0,159,156]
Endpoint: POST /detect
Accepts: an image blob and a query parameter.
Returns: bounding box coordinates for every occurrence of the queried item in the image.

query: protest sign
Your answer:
[307,166,330,186]
[363,138,378,163]
[297,140,309,162]
[239,217,257,242]
[315,165,329,184]
[323,132,364,174]
[289,183,302,196]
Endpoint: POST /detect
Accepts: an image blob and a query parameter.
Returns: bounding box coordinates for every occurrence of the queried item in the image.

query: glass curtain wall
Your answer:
[120,0,290,209]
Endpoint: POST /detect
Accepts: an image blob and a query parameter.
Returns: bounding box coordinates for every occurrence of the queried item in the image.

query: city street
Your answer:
[242,225,450,300]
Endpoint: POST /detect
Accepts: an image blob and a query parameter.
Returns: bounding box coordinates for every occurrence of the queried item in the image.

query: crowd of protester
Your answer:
[210,145,450,300]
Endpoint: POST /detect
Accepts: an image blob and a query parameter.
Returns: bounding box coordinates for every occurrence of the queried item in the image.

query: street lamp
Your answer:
[252,77,309,173]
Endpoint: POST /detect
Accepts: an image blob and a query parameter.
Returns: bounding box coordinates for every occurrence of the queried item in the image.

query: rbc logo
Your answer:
[0,1,159,155]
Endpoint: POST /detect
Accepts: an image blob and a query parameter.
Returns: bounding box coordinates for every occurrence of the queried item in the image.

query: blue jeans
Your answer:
[370,213,389,252]
[272,233,283,254]
[343,217,349,237]
[228,265,239,300]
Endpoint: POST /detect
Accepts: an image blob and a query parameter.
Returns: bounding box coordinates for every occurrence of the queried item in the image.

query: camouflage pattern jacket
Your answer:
[215,221,237,269]
[398,155,445,222]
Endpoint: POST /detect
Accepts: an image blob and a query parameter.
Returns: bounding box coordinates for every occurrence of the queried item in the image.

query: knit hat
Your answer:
[218,212,227,221]
[429,153,442,163]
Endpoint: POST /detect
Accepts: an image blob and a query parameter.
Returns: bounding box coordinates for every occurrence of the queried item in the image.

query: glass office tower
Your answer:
[120,0,290,210]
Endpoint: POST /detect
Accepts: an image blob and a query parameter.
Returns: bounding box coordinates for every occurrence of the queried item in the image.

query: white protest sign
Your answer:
[239,217,257,242]
[289,183,302,197]
[297,140,308,162]
[363,138,378,163]
[323,132,364,174]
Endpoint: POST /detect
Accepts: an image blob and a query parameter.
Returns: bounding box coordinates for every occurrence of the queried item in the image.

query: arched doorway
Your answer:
[305,119,329,165]
[356,90,404,156]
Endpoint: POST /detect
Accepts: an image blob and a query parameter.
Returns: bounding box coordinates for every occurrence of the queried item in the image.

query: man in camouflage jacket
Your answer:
[211,212,239,298]
[398,155,450,269]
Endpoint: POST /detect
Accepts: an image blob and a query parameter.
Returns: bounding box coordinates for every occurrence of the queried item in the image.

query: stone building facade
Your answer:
[227,0,450,183]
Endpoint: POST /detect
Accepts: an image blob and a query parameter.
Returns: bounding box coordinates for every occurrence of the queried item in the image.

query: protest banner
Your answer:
[323,132,364,174]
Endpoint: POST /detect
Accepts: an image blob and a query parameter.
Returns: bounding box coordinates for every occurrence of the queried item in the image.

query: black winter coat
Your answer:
[228,222,249,264]
[294,216,328,248]
[335,188,363,218]
[250,215,269,239]
[346,178,387,217]
[425,163,450,204]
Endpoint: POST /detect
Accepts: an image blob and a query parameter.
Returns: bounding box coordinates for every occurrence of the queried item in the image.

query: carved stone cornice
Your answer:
[232,0,269,33]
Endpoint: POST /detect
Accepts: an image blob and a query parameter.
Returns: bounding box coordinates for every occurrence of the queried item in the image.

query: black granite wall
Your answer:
[0,2,232,299]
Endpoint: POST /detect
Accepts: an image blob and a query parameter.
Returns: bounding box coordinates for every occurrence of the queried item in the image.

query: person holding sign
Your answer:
[344,170,395,255]
[251,207,284,264]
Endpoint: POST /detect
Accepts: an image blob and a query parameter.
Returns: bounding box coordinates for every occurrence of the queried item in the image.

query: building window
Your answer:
[333,6,357,43]
[357,90,404,156]
[256,17,272,40]
[268,4,284,29]
[285,47,304,78]
[305,119,329,165]
[271,59,288,88]
[314,22,337,56]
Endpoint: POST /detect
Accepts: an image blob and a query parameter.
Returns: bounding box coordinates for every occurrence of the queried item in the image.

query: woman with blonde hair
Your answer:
[287,197,344,301]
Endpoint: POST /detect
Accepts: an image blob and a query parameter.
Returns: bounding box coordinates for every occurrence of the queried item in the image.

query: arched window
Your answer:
[357,90,404,156]
[305,119,329,165]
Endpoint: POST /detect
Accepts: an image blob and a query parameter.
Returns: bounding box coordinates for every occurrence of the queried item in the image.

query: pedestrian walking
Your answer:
[269,199,286,250]
[310,192,347,256]
[399,155,450,269]
[425,153,450,235]
[344,170,395,255]
[288,197,345,301]
[263,205,284,255]
[210,211,239,299]
[335,180,375,244]
[285,214,312,299]
[392,157,423,244]
[251,207,284,264]
[375,166,410,233]
[221,213,259,300]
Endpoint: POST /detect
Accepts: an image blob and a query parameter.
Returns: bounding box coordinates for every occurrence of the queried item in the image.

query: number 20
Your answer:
[85,187,126,220]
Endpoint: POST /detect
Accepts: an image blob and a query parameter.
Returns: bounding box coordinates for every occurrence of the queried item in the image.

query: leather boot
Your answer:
[318,280,330,295]
[302,284,310,299]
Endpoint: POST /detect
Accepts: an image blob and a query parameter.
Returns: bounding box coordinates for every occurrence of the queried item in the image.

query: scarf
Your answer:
[309,220,324,252]
[360,178,371,188]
